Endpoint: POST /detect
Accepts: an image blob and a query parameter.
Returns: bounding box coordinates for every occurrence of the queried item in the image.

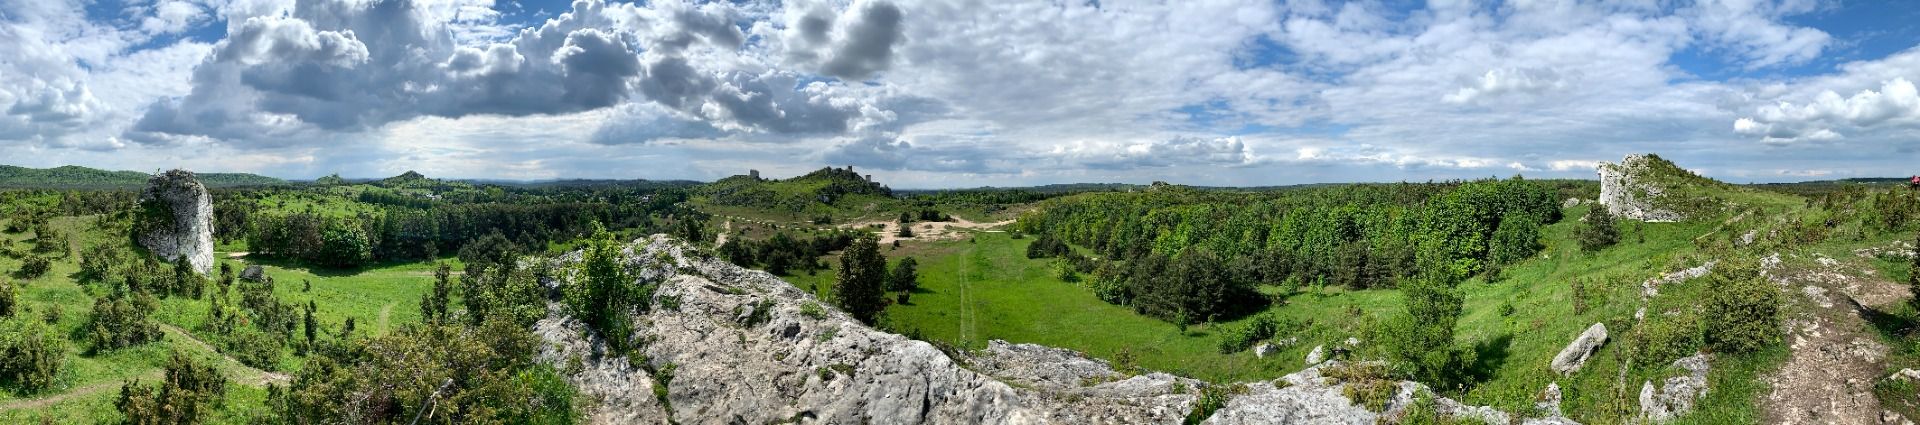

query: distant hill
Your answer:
[695,166,894,213]
[0,165,285,189]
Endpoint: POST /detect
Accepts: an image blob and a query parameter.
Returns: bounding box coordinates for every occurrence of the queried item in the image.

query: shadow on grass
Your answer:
[1852,294,1917,340]
[1469,333,1515,384]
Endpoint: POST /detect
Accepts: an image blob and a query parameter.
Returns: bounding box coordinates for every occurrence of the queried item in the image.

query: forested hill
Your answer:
[695,166,894,213]
[0,165,284,189]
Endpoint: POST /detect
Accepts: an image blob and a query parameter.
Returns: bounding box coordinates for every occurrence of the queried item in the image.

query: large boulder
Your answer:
[1596,154,1684,222]
[239,264,267,282]
[135,169,214,274]
[1551,323,1608,375]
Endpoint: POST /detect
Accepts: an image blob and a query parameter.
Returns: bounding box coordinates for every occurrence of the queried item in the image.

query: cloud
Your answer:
[1737,78,1920,144]
[1443,67,1566,104]
[784,0,906,81]
[125,0,892,147]
[1051,136,1258,170]
[1684,0,1831,69]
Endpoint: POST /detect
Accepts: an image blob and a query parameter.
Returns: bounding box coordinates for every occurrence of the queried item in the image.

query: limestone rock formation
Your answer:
[1551,323,1608,375]
[1640,354,1711,423]
[136,169,214,274]
[1596,154,1684,222]
[1202,361,1511,425]
[534,235,1532,424]
[1306,345,1327,365]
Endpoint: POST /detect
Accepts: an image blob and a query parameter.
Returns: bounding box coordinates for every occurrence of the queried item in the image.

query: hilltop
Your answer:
[0,165,284,189]
[694,166,895,217]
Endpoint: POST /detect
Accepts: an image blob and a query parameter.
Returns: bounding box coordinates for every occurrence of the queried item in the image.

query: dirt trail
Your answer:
[1761,253,1904,425]
[0,325,289,413]
[715,220,732,246]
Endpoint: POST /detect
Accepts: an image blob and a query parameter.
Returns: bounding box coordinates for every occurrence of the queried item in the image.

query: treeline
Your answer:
[1021,178,1561,324]
[226,187,704,268]
[717,230,864,276]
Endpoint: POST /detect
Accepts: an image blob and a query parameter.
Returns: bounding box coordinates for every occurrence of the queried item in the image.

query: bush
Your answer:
[0,279,15,318]
[1026,233,1070,259]
[225,327,284,371]
[1703,259,1782,354]
[1217,314,1281,354]
[0,318,66,392]
[118,352,227,424]
[1383,273,1474,387]
[17,255,50,279]
[266,319,568,423]
[1576,207,1619,252]
[86,291,164,352]
[1634,311,1704,364]
[562,225,648,354]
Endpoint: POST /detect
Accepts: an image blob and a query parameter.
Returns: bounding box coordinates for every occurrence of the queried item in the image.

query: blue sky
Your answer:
[2,0,1918,188]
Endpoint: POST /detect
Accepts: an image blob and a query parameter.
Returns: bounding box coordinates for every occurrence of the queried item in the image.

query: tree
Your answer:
[1576,206,1619,252]
[887,257,919,293]
[1489,212,1543,265]
[303,301,318,346]
[420,263,453,323]
[834,237,888,324]
[117,352,227,425]
[316,220,373,268]
[1385,272,1473,387]
[1909,230,1920,316]
[896,224,914,238]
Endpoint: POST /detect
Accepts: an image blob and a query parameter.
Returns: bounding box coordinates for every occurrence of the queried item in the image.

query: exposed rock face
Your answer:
[1597,154,1683,222]
[1640,354,1711,423]
[1551,323,1608,375]
[1306,345,1327,365]
[1202,361,1512,425]
[136,169,214,274]
[535,235,1532,424]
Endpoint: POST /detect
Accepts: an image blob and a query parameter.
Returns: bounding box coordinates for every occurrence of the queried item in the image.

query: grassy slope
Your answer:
[780,192,1815,422]
[0,215,437,422]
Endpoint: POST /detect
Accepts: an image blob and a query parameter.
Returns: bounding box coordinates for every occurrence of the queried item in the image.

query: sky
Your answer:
[2,0,1918,188]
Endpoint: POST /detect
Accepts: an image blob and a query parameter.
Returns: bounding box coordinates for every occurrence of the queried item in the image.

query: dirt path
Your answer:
[715,220,732,246]
[0,370,163,412]
[158,324,291,386]
[845,216,1017,245]
[1761,253,1902,425]
[377,302,395,334]
[0,325,289,413]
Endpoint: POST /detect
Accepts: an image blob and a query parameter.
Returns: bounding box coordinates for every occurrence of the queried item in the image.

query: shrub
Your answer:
[1026,233,1071,259]
[17,255,50,279]
[0,279,15,318]
[0,318,66,392]
[1634,311,1704,364]
[887,257,919,292]
[1383,272,1474,387]
[562,224,648,354]
[1703,259,1782,354]
[1217,314,1278,354]
[86,291,163,352]
[118,352,227,425]
[225,327,284,371]
[1576,207,1619,252]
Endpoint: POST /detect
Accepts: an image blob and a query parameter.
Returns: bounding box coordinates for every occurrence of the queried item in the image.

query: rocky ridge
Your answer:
[532,235,1548,424]
[135,169,214,274]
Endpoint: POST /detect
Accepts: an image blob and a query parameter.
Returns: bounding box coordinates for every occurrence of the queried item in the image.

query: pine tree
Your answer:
[834,237,888,324]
